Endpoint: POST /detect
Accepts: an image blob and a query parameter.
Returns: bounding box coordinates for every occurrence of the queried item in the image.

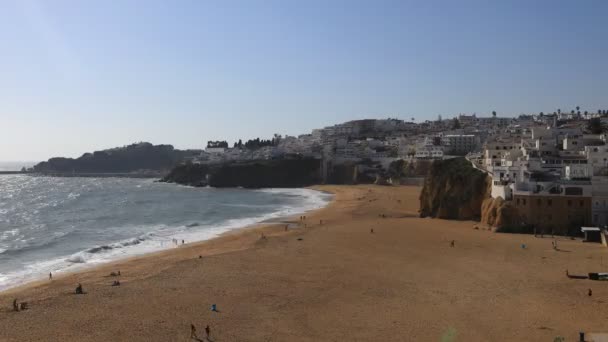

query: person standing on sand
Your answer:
[205,325,210,339]
[450,240,455,247]
[49,272,52,280]
[13,299,18,312]
[190,323,197,339]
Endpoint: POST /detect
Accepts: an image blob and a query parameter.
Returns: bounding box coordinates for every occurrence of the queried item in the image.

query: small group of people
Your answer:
[190,324,211,341]
[12,299,27,312]
[299,215,307,221]
[171,239,186,246]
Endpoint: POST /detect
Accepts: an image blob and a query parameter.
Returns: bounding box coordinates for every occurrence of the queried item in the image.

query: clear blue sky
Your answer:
[1,0,607,161]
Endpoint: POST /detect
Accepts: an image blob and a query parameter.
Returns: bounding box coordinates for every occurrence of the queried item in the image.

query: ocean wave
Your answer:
[67,233,154,263]
[0,185,332,292]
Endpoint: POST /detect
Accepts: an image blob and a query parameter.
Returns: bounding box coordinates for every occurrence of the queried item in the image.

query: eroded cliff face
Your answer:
[480,197,519,229]
[419,158,491,220]
[162,159,321,188]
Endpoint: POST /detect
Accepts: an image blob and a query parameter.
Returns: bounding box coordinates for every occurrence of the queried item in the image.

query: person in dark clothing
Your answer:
[75,283,84,294]
[190,323,197,339]
[205,325,210,339]
[13,299,18,312]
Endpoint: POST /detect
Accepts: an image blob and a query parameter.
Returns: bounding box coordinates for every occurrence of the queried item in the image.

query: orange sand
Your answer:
[1,185,607,341]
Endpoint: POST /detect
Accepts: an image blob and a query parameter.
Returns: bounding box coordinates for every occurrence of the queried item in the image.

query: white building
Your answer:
[442,134,479,155]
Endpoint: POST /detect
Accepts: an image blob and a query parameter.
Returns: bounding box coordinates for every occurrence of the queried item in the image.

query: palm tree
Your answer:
[576,106,580,111]
[492,111,497,117]
[571,110,575,114]
[539,112,544,116]
[411,117,415,122]
[557,109,561,114]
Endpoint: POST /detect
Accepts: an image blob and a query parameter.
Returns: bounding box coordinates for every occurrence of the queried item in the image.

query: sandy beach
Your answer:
[1,185,607,341]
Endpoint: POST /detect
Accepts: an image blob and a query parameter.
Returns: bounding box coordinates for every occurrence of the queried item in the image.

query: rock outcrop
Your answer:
[419,158,490,220]
[162,158,322,188]
[33,142,199,174]
[480,197,519,229]
[161,163,210,187]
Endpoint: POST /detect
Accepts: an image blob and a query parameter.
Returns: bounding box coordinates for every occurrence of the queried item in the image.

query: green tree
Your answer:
[576,106,580,111]
[492,111,497,117]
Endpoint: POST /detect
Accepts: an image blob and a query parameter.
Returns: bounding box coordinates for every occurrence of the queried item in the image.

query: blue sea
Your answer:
[0,175,331,291]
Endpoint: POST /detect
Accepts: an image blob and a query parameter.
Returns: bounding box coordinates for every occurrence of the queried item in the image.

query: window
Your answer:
[548,199,552,206]
[537,199,541,205]
[580,200,584,207]
[517,198,520,205]
[568,200,572,207]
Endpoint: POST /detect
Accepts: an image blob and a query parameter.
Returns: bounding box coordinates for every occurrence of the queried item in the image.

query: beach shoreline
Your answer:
[1,185,608,341]
[0,187,334,295]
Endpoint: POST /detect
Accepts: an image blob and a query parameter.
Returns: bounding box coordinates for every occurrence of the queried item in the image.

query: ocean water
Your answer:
[0,175,331,291]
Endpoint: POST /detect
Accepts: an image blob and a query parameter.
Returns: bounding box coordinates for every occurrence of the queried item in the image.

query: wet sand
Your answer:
[1,185,607,341]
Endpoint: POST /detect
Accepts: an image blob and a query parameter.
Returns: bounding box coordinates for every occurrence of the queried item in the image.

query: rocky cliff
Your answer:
[419,158,491,220]
[33,142,199,174]
[480,197,520,231]
[162,158,322,188]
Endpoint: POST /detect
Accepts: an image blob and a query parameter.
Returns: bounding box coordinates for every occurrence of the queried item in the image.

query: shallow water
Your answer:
[0,175,331,291]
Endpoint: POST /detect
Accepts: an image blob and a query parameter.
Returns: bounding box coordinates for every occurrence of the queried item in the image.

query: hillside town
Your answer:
[191,108,608,232]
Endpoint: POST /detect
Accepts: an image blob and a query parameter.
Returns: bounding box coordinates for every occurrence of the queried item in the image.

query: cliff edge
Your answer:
[419,158,490,220]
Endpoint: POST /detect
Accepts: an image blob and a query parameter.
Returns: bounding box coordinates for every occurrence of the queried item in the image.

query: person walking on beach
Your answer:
[450,240,455,247]
[49,272,52,280]
[190,323,197,339]
[588,288,593,297]
[205,325,210,339]
[13,299,18,312]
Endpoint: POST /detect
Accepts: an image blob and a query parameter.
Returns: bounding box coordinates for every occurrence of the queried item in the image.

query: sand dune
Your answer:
[1,185,607,341]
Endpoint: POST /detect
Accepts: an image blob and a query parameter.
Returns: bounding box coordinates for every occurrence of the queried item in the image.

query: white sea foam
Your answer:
[0,187,332,292]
